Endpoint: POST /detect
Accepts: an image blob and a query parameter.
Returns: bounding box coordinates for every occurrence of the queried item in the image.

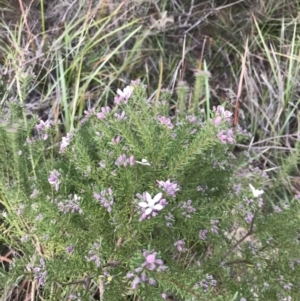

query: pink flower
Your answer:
[96,106,111,120]
[48,170,61,191]
[217,131,228,144]
[217,129,235,144]
[142,251,164,271]
[158,116,174,129]
[199,229,207,240]
[132,276,140,290]
[187,115,197,123]
[36,120,52,140]
[115,154,135,167]
[141,272,147,282]
[227,136,234,144]
[84,109,95,117]
[214,115,222,126]
[112,136,121,144]
[59,133,72,153]
[128,155,135,166]
[174,240,186,252]
[157,179,180,197]
[36,120,51,130]
[245,212,254,224]
[115,111,126,120]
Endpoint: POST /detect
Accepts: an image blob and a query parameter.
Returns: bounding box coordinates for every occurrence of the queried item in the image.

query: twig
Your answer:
[62,276,92,290]
[222,212,256,260]
[223,259,253,266]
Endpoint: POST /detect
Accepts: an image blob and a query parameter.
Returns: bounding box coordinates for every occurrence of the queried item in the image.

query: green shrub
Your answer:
[0,81,299,301]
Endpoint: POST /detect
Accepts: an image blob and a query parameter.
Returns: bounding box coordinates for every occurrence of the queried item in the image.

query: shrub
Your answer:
[0,81,299,301]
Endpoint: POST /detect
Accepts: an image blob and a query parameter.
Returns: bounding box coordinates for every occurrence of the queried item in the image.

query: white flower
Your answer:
[116,85,133,100]
[135,158,151,166]
[249,184,264,198]
[223,110,233,120]
[73,194,81,201]
[138,192,163,215]
[214,105,233,121]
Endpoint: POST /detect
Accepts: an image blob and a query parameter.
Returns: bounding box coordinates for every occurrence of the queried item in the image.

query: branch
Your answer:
[222,212,256,261]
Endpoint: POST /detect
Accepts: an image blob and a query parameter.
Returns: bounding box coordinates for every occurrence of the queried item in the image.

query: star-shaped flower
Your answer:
[249,184,264,198]
[138,192,164,215]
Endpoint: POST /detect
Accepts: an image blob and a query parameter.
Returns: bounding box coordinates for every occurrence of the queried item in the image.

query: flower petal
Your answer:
[152,193,162,204]
[249,184,255,194]
[153,204,163,211]
[132,276,140,290]
[145,192,152,203]
[117,89,125,97]
[138,202,148,208]
[256,190,264,197]
[145,208,153,215]
[249,184,264,198]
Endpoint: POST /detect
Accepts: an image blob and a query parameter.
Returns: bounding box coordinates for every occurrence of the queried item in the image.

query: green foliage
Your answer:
[0,82,299,300]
